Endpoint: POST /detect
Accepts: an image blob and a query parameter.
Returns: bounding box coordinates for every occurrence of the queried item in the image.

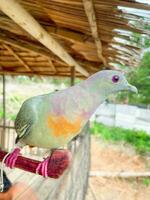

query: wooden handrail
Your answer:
[0,125,15,129]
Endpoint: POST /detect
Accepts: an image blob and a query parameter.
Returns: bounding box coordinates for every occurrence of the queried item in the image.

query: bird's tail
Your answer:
[2,171,12,192]
[0,171,12,192]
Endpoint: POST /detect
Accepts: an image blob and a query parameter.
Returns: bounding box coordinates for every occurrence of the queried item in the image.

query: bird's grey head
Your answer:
[88,70,138,95]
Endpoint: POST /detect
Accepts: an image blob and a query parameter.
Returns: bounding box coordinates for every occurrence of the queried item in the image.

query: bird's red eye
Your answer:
[112,75,119,83]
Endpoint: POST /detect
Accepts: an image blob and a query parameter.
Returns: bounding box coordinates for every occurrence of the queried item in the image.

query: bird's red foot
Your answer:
[5,148,21,168]
[36,150,71,178]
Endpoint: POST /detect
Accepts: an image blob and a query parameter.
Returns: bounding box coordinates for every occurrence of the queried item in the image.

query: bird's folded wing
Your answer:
[15,103,35,144]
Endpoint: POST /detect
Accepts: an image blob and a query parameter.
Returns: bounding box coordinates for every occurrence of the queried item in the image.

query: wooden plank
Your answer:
[7,168,25,183]
[90,171,150,178]
[0,0,89,77]
[82,0,106,66]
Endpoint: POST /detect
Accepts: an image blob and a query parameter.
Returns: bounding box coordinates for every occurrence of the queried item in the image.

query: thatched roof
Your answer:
[0,0,149,78]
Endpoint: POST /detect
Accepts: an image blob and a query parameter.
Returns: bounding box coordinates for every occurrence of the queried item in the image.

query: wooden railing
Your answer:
[0,120,16,151]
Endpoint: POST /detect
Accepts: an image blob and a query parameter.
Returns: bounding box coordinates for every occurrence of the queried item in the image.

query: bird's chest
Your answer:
[24,114,84,148]
[47,115,84,138]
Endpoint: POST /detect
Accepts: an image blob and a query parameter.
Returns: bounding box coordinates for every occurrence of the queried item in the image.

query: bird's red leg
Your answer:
[35,149,71,178]
[36,149,56,178]
[5,147,21,168]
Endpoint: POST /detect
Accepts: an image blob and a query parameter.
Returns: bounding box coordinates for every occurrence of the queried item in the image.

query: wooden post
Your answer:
[67,66,76,150]
[1,75,6,148]
[70,66,75,86]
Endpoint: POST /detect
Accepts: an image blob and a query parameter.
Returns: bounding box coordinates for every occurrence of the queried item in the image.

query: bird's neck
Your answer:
[76,76,109,118]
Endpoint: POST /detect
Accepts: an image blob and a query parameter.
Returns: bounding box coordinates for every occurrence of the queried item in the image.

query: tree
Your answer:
[117,19,150,106]
[128,52,150,105]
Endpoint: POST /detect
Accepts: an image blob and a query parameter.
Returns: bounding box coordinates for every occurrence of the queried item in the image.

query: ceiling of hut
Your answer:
[0,0,149,78]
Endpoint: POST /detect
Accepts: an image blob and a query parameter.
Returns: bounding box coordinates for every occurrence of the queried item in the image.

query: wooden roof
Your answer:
[0,0,149,78]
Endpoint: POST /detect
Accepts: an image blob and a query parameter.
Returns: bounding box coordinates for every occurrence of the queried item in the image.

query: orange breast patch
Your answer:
[47,115,83,137]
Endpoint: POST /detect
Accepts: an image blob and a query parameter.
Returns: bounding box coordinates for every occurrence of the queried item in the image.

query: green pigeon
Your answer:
[4,70,137,177]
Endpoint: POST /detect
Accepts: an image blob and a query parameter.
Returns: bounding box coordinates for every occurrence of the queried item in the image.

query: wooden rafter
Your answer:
[2,44,31,71]
[82,0,107,66]
[48,58,57,73]
[0,0,89,77]
[0,71,85,78]
[0,30,59,60]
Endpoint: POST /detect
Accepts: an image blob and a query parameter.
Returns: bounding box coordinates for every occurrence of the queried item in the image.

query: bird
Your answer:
[4,70,137,177]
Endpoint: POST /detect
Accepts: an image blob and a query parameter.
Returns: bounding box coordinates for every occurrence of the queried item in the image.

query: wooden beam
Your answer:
[3,44,31,71]
[82,0,106,66]
[0,71,85,79]
[0,0,89,77]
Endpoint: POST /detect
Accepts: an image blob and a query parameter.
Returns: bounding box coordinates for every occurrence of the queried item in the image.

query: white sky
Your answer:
[118,0,150,19]
[118,6,150,18]
[136,0,150,4]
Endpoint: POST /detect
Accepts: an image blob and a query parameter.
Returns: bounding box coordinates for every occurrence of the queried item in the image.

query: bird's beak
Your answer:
[126,84,138,93]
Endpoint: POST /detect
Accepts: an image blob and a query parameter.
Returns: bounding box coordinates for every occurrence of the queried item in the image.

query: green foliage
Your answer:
[142,178,150,187]
[0,107,3,118]
[117,52,150,105]
[91,122,150,155]
[117,20,150,105]
[128,52,150,105]
[9,114,17,121]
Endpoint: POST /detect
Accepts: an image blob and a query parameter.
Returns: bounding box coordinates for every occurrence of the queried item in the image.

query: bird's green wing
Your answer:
[15,100,35,144]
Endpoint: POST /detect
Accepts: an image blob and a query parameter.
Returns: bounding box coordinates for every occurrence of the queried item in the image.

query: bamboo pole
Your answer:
[0,0,89,77]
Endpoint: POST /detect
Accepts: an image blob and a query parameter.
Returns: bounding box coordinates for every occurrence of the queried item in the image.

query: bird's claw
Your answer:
[5,148,21,168]
[36,157,50,178]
